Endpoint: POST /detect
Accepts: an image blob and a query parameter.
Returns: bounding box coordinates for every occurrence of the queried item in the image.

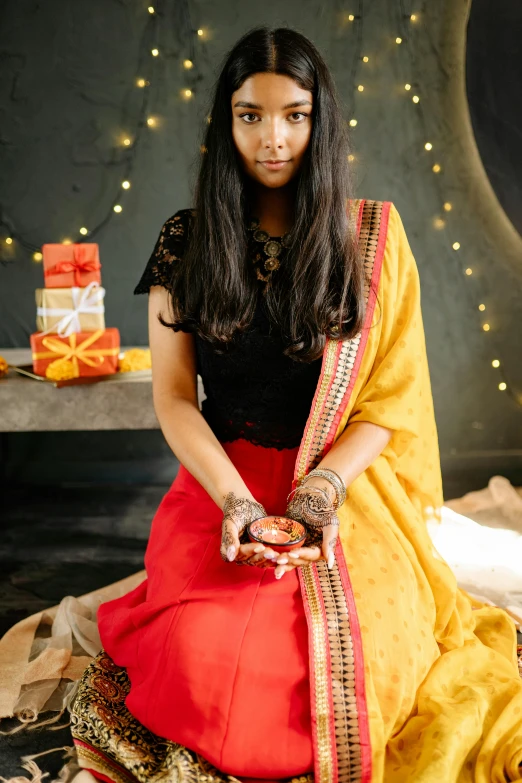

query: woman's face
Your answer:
[231,72,313,188]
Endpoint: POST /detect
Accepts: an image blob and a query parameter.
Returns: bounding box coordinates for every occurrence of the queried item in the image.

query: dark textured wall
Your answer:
[1,0,521,493]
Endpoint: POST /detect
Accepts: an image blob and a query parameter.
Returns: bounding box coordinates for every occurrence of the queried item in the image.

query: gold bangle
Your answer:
[298,468,346,510]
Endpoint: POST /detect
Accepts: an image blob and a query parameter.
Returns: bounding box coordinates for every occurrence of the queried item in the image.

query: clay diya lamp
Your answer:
[247,515,307,553]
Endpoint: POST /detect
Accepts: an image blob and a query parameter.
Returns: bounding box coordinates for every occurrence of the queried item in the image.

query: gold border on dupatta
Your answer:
[296,199,387,783]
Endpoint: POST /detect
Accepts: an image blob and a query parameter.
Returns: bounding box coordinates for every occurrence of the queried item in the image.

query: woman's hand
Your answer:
[272,544,323,579]
[219,491,267,564]
[234,541,280,568]
[284,476,340,571]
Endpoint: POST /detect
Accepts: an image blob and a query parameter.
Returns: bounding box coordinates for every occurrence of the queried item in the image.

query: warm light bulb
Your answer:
[348,154,355,161]
[412,95,420,103]
[411,14,417,21]
[404,84,411,90]
[62,239,72,245]
[122,180,130,189]
[183,59,193,69]
[432,163,441,173]
[123,138,131,146]
[362,56,369,63]
[113,205,123,213]
[348,14,355,21]
[498,382,507,391]
[357,85,364,92]
[425,142,432,150]
[147,117,156,126]
[492,359,500,368]
[452,242,460,250]
[79,227,88,236]
[349,118,357,127]
[443,202,452,211]
[465,268,473,275]
[33,252,43,262]
[151,48,159,56]
[137,78,146,88]
[183,88,193,98]
[482,323,490,331]
[478,304,486,311]
[148,6,155,13]
[5,237,12,245]
[396,37,402,44]
[434,218,445,230]
[197,28,204,36]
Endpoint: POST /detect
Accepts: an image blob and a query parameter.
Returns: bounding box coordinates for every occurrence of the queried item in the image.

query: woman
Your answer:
[70,26,522,783]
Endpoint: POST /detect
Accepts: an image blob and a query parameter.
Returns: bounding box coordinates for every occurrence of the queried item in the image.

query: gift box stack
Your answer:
[30,243,120,381]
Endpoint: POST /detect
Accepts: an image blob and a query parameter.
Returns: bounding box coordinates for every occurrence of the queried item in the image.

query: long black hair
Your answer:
[160,26,366,363]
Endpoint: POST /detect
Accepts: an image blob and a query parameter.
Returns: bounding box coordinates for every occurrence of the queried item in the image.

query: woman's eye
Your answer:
[238,112,310,124]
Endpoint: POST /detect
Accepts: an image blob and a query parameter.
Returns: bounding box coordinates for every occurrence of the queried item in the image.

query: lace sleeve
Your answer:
[133,208,193,294]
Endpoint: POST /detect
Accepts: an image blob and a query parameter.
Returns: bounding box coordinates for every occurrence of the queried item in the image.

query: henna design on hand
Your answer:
[286,485,340,529]
[219,492,267,563]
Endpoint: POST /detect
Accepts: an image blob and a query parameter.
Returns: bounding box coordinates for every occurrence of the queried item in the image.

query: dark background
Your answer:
[0,0,521,777]
[466,0,522,239]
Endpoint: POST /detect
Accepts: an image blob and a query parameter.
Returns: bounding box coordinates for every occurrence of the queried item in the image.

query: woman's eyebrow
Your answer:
[233,99,313,110]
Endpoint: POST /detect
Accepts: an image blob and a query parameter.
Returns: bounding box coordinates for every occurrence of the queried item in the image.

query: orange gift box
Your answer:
[30,328,120,378]
[42,243,101,288]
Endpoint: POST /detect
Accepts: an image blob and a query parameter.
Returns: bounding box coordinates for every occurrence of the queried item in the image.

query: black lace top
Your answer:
[134,209,323,450]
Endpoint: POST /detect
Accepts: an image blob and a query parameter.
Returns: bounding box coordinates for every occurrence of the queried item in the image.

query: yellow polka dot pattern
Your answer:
[332,204,522,780]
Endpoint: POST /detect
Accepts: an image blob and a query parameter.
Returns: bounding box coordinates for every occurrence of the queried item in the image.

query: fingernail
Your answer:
[227,546,236,561]
[289,551,301,559]
[275,570,284,579]
[277,557,288,565]
[264,551,276,559]
[253,545,265,553]
[328,552,335,569]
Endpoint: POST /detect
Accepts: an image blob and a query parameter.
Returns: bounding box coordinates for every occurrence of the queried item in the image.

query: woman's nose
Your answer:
[262,117,286,147]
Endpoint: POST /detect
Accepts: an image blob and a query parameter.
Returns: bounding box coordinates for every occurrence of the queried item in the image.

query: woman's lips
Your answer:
[259,160,289,170]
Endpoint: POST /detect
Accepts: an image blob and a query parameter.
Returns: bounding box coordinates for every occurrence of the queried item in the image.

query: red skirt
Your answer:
[97,438,314,781]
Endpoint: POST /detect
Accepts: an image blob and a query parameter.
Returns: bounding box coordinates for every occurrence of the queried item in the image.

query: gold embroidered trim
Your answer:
[296,338,339,483]
[75,745,133,783]
[318,559,362,782]
[297,200,384,783]
[300,565,335,783]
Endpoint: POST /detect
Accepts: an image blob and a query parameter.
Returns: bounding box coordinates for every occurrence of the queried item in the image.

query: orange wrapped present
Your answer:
[42,243,101,288]
[30,328,120,380]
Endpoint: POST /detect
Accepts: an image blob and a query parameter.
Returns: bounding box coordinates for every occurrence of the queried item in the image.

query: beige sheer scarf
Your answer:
[0,571,145,729]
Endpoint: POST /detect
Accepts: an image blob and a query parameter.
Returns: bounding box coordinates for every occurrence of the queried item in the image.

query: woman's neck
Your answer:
[249,181,297,236]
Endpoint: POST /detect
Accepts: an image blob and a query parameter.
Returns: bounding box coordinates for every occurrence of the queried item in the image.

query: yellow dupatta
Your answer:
[295,199,522,783]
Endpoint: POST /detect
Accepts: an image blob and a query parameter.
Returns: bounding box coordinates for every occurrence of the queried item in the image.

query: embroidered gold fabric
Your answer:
[295,200,384,783]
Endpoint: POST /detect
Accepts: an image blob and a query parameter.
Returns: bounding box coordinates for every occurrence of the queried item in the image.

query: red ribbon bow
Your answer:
[45,246,101,287]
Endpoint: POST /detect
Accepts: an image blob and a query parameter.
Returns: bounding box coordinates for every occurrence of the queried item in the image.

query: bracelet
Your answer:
[298,467,346,510]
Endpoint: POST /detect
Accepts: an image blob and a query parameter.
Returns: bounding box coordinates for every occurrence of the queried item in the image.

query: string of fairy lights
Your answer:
[344,3,520,409]
[0,4,518,409]
[0,1,205,262]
